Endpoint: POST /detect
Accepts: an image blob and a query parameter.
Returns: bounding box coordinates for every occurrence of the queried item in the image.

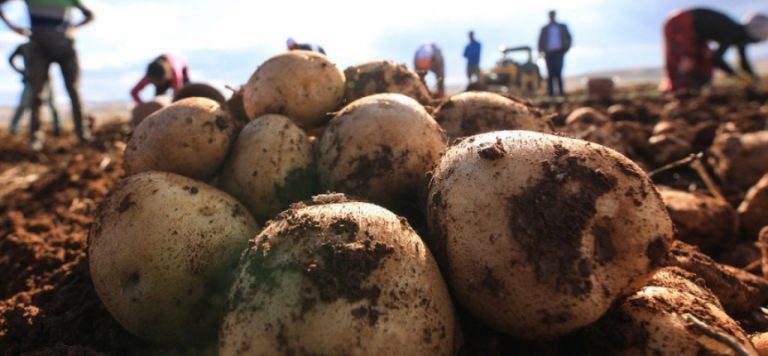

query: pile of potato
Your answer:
[90,51,768,354]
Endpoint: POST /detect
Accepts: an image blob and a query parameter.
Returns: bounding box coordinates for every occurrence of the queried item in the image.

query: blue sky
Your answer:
[0,0,766,105]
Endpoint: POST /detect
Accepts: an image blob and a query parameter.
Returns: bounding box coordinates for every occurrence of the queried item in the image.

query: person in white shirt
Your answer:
[413,43,445,98]
[537,10,572,97]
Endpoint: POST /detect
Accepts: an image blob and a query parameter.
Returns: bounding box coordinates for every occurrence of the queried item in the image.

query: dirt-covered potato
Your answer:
[710,130,768,193]
[751,333,768,355]
[243,51,345,129]
[614,121,651,156]
[426,130,672,338]
[564,107,610,131]
[124,97,238,181]
[432,92,552,139]
[318,93,447,214]
[648,134,693,165]
[172,83,226,104]
[89,171,259,346]
[585,267,757,356]
[219,195,455,355]
[659,188,739,252]
[218,114,317,223]
[130,101,164,127]
[665,240,768,316]
[738,173,768,239]
[343,60,430,104]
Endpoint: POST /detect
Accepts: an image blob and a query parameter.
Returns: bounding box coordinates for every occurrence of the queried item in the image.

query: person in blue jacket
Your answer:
[463,30,482,83]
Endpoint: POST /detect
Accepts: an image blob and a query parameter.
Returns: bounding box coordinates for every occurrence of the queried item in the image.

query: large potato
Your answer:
[124,97,238,181]
[738,173,768,239]
[343,60,430,104]
[218,114,317,223]
[426,130,673,338]
[89,171,259,346]
[585,267,757,355]
[710,130,768,193]
[318,93,447,214]
[433,92,552,139]
[659,188,738,252]
[219,195,455,355]
[243,51,345,129]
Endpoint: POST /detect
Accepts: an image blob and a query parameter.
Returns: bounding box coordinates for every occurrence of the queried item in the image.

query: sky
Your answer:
[0,0,766,106]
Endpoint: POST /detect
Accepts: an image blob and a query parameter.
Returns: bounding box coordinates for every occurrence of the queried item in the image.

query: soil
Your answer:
[2,84,768,354]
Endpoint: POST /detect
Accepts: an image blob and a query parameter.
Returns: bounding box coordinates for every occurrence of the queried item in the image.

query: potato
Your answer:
[172,83,226,104]
[89,171,259,345]
[218,114,317,223]
[343,60,430,104]
[665,240,768,316]
[760,227,768,278]
[219,194,455,355]
[433,92,552,139]
[648,134,692,165]
[318,93,447,214]
[751,332,768,355]
[585,267,757,355]
[124,97,238,181]
[426,130,672,338]
[659,188,739,252]
[564,107,610,131]
[710,130,768,193]
[131,101,165,127]
[243,51,345,129]
[738,174,768,239]
[614,120,651,155]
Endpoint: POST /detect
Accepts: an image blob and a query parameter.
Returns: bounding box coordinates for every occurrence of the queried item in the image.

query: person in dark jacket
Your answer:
[287,38,326,55]
[538,10,572,98]
[463,30,482,83]
[661,8,768,92]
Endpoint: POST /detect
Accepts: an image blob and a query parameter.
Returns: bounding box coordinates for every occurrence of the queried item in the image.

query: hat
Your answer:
[745,13,768,41]
[286,38,297,47]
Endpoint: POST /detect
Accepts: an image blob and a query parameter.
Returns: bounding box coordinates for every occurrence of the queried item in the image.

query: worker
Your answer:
[414,43,445,98]
[8,42,60,136]
[661,8,768,92]
[130,54,190,105]
[463,30,482,83]
[538,10,572,98]
[0,0,95,150]
[286,38,326,55]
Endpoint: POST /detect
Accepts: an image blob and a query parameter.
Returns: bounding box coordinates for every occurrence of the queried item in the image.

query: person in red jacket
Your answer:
[130,54,190,104]
[661,8,768,92]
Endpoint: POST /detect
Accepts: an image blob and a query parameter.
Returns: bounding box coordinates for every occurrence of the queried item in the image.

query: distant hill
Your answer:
[565,57,768,90]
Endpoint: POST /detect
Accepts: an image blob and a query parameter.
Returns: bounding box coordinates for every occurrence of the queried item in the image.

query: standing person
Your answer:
[286,38,326,55]
[8,42,60,136]
[0,0,95,150]
[661,8,768,93]
[463,30,482,83]
[414,43,445,98]
[130,54,190,104]
[538,10,572,98]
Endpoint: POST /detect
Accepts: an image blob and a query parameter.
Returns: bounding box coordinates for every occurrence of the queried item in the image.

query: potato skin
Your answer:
[426,130,673,338]
[243,51,345,129]
[318,93,447,213]
[433,92,552,139]
[710,131,768,194]
[88,171,259,345]
[124,97,238,181]
[738,174,768,240]
[219,196,455,355]
[343,60,431,104]
[218,114,316,223]
[659,188,739,252]
[585,267,757,355]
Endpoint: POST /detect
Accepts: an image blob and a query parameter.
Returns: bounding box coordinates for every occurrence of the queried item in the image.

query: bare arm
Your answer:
[74,2,94,27]
[0,7,30,36]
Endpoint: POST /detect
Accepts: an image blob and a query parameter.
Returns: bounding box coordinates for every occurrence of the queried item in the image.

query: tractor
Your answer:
[468,46,542,96]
